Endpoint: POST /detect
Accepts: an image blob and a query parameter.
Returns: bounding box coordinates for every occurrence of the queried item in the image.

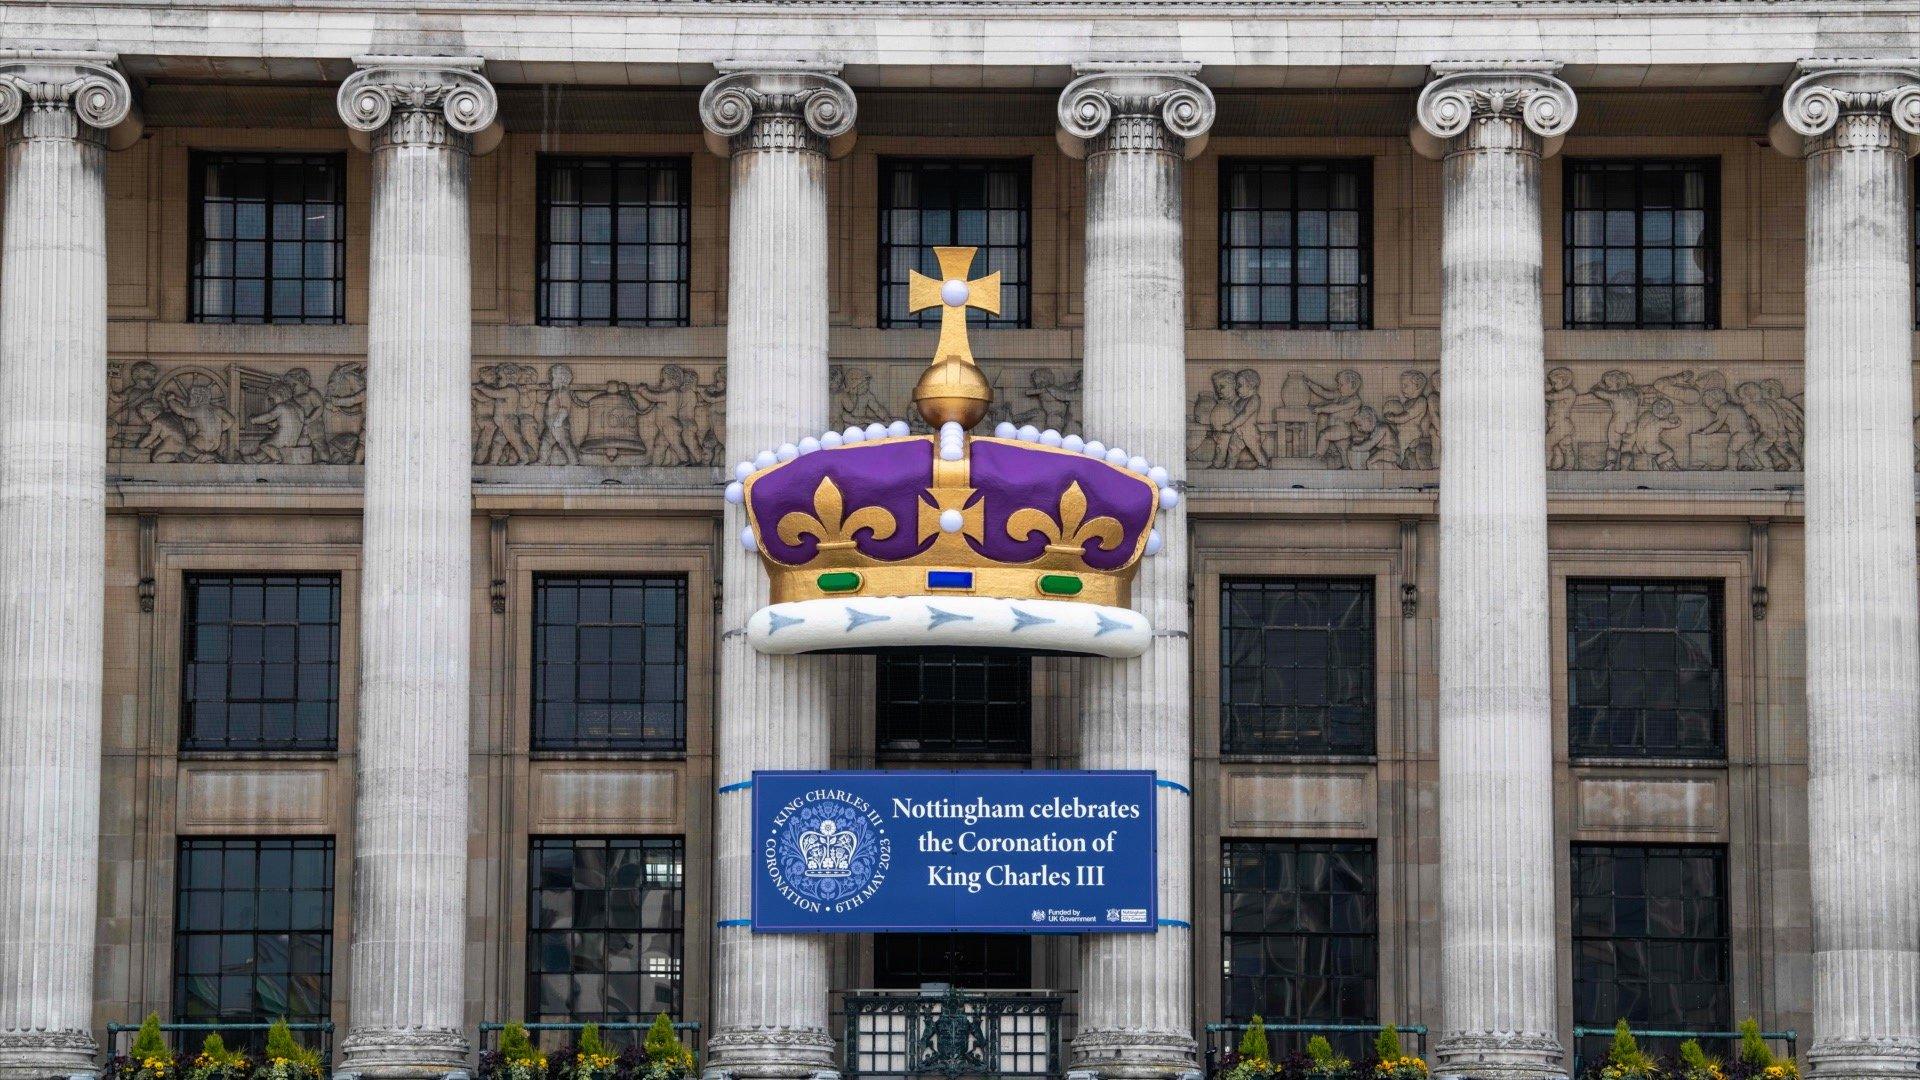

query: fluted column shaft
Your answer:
[1413,65,1575,1080]
[0,55,132,1080]
[336,58,497,1078]
[700,66,854,1080]
[1058,67,1213,1080]
[1774,63,1920,1080]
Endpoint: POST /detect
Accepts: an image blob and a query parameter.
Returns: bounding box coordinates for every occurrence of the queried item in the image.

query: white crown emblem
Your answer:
[798,817,859,878]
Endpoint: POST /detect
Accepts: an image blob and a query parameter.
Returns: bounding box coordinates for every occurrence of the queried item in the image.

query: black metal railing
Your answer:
[105,1021,334,1066]
[842,986,1069,1080]
[1204,1022,1429,1076]
[477,1021,702,1063]
[1570,1027,1797,1079]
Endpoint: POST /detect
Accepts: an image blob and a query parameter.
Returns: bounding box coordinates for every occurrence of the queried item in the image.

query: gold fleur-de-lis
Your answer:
[777,476,897,555]
[1007,481,1125,566]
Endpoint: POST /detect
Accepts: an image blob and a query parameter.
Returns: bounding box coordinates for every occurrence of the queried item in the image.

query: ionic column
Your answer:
[0,52,135,1080]
[1770,62,1920,1080]
[334,57,497,1079]
[1056,65,1213,1080]
[1411,64,1576,1080]
[699,65,855,1080]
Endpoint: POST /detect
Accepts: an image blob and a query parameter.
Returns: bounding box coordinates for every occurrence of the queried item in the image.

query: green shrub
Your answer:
[1375,1025,1404,1063]
[263,1020,319,1070]
[131,1014,169,1061]
[1237,1017,1270,1064]
[1738,1020,1773,1071]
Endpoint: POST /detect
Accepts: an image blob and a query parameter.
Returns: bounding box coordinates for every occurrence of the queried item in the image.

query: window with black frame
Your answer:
[182,573,340,752]
[873,934,1033,989]
[527,836,685,1042]
[532,574,688,752]
[1572,844,1730,1063]
[173,837,334,1049]
[190,152,346,324]
[878,158,1030,328]
[1220,578,1375,755]
[875,650,1031,756]
[1567,579,1725,760]
[1221,840,1377,1060]
[537,156,691,327]
[1218,159,1372,329]
[1563,159,1719,329]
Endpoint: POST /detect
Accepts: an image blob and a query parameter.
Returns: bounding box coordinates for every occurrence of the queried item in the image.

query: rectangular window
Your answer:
[537,156,692,327]
[532,574,688,752]
[876,650,1031,756]
[1567,579,1725,759]
[1572,844,1729,1061]
[1222,840,1377,1058]
[528,836,685,1032]
[190,152,346,324]
[1219,159,1372,329]
[173,837,334,1043]
[1220,578,1376,755]
[878,158,1030,328]
[182,573,341,752]
[1564,159,1719,329]
[874,933,1033,989]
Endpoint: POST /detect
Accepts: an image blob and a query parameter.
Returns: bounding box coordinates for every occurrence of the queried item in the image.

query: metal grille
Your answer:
[527,836,685,1035]
[1572,844,1730,1062]
[182,573,340,752]
[1218,159,1372,329]
[537,156,691,327]
[1567,579,1725,759]
[172,837,334,1046]
[1221,840,1378,1060]
[1220,578,1375,755]
[844,989,1065,1080]
[878,158,1031,328]
[1563,159,1719,329]
[876,650,1031,756]
[874,934,1034,989]
[189,152,345,324]
[532,574,688,752]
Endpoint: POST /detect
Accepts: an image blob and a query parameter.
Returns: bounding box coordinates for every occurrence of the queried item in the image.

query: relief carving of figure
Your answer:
[1545,367,1577,470]
[133,398,195,462]
[109,361,163,451]
[832,367,892,430]
[693,369,725,465]
[1303,369,1365,465]
[1191,369,1267,469]
[1350,406,1400,469]
[1382,370,1438,470]
[1018,367,1080,432]
[248,382,316,464]
[320,364,367,464]
[540,364,586,466]
[1585,369,1642,471]
[474,364,538,465]
[168,377,236,462]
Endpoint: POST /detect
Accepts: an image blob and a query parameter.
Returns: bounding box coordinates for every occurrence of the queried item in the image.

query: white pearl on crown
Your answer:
[1145,530,1163,556]
[1148,465,1170,486]
[798,436,821,455]
[1084,441,1106,458]
[843,426,866,444]
[864,422,888,440]
[739,527,757,552]
[1062,435,1085,454]
[939,509,965,533]
[821,430,843,449]
[1160,487,1180,509]
[725,481,744,505]
[754,450,777,469]
[994,421,1017,439]
[776,443,799,462]
[1040,430,1062,447]
[888,420,911,437]
[941,278,969,307]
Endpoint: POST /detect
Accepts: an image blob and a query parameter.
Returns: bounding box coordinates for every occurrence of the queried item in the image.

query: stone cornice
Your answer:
[698,65,857,159]
[1770,60,1920,158]
[1410,62,1577,160]
[1055,66,1215,160]
[336,55,500,155]
[0,51,139,149]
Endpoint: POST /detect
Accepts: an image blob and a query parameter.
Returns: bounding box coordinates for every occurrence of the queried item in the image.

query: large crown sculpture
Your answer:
[725,246,1177,657]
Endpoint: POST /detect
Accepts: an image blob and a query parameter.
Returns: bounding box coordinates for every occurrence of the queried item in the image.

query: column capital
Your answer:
[1410,61,1576,160]
[0,50,139,149]
[1770,60,1920,158]
[337,55,500,155]
[699,63,857,160]
[1055,64,1214,161]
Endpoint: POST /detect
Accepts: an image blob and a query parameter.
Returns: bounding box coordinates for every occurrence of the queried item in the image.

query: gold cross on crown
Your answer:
[908,246,1000,428]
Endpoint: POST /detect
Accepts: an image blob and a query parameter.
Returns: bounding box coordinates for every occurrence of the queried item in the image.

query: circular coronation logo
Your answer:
[765,789,892,915]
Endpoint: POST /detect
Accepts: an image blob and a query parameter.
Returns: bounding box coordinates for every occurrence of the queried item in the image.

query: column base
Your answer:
[338,1027,469,1080]
[1069,1029,1199,1080]
[0,1029,98,1080]
[702,1028,837,1080]
[1433,1032,1566,1080]
[1807,1037,1920,1080]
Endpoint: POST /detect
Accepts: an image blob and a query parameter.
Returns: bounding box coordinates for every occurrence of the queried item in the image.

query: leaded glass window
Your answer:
[173,837,334,1044]
[537,157,691,327]
[527,837,685,1035]
[878,159,1030,328]
[1219,159,1372,329]
[1563,159,1719,329]
[1220,578,1375,755]
[1567,579,1725,759]
[532,575,688,752]
[182,574,340,752]
[874,934,1032,989]
[1572,844,1730,1062]
[1222,840,1377,1059]
[876,650,1031,756]
[190,153,346,324]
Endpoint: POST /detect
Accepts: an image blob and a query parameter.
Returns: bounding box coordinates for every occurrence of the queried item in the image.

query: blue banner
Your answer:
[750,770,1158,933]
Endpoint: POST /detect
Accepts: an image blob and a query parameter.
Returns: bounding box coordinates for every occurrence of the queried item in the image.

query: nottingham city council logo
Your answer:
[764,788,892,914]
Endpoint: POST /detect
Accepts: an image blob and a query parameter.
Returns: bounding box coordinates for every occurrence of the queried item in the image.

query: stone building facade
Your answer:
[0,3,1916,1080]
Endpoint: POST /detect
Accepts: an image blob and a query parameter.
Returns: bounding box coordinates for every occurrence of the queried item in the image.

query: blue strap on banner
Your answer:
[1155,778,1191,795]
[1158,918,1192,929]
[716,918,750,928]
[718,780,752,795]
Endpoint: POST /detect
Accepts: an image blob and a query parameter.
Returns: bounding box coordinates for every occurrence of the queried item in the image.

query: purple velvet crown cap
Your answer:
[741,435,1159,570]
